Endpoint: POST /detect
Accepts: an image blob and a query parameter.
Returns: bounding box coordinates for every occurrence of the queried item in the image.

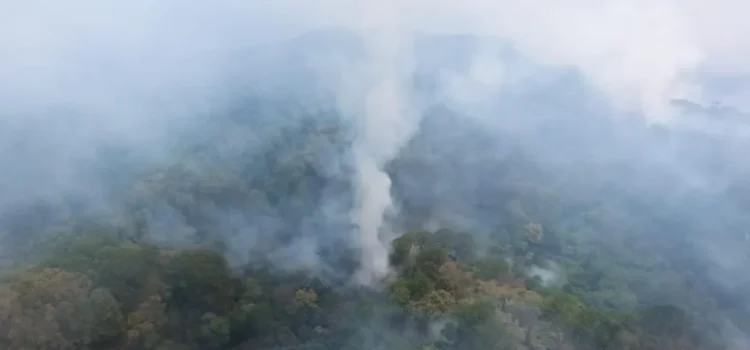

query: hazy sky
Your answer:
[2,0,749,119]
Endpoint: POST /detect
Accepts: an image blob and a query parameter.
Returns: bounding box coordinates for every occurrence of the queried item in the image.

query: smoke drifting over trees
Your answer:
[1,0,749,349]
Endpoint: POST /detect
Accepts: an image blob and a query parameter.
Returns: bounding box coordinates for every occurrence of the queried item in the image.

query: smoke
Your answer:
[339,1,421,285]
[2,1,750,349]
[426,0,750,118]
[1,0,750,314]
[527,262,566,288]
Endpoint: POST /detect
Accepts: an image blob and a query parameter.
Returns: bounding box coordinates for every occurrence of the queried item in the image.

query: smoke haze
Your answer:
[1,0,750,348]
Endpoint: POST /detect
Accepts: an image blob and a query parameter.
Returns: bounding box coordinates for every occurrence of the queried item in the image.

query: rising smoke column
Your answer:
[345,1,420,285]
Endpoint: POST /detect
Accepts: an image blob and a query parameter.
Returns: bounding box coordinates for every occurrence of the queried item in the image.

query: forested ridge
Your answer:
[1,33,749,350]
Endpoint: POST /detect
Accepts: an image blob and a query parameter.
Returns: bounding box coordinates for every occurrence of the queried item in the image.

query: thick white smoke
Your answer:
[341,1,421,285]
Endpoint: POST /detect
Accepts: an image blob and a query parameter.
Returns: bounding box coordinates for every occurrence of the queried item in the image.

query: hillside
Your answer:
[0,30,749,350]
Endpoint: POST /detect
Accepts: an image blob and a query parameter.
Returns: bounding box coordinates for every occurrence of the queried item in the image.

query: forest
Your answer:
[1,30,750,350]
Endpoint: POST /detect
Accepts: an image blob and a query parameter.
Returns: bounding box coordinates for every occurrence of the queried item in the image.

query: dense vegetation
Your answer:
[1,33,749,350]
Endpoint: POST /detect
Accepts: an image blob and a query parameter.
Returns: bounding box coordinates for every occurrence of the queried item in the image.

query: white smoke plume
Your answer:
[342,1,421,285]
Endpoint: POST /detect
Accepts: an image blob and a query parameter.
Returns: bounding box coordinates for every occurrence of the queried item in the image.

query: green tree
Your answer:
[0,268,125,350]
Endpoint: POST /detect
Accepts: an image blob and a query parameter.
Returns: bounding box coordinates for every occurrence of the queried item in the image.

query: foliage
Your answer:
[0,100,742,350]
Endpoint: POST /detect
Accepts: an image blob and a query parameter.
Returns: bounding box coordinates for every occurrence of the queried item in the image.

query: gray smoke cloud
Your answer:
[1,0,749,295]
